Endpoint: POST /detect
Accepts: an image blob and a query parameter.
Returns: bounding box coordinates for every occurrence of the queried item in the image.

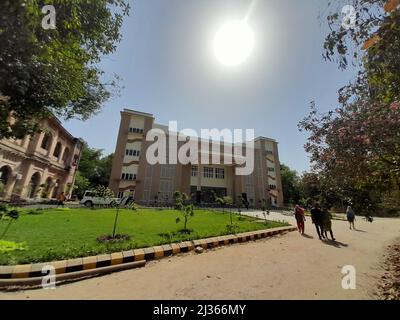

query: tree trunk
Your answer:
[112,208,120,238]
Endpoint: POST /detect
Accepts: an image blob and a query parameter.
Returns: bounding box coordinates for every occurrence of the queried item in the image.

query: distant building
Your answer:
[0,117,83,201]
[109,109,283,207]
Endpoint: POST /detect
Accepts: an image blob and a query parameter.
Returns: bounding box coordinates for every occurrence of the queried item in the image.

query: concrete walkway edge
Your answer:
[0,225,296,288]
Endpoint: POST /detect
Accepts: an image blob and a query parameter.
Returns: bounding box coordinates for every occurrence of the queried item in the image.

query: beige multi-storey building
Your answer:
[0,117,83,201]
[109,109,283,207]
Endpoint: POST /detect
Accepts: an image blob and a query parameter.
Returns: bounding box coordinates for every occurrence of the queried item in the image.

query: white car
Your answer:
[80,190,121,208]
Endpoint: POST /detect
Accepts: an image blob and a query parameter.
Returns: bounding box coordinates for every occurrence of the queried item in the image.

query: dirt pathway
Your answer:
[1,214,399,300]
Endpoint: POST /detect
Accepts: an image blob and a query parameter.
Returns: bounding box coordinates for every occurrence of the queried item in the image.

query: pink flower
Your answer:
[338,127,346,140]
[390,101,400,111]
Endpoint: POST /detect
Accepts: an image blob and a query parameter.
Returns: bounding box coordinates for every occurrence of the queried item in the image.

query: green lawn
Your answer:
[0,208,288,265]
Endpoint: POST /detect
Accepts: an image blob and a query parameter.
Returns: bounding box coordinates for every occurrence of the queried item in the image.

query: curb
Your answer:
[0,260,146,289]
[0,226,296,288]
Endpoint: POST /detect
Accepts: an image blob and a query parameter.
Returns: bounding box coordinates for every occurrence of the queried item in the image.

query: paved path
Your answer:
[1,212,399,300]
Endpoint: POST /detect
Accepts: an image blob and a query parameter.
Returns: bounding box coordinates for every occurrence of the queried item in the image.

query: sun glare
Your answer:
[213,20,255,67]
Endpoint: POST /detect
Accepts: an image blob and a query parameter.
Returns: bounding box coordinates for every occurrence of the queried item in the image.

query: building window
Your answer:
[215,168,225,179]
[72,154,79,166]
[126,149,140,157]
[40,133,52,150]
[161,165,176,178]
[117,191,124,198]
[269,184,277,190]
[53,142,62,158]
[268,167,275,172]
[191,166,198,177]
[204,167,214,179]
[129,127,144,134]
[121,173,137,181]
[266,150,273,155]
[62,148,70,162]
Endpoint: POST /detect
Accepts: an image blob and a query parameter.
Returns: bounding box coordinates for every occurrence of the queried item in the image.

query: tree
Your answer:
[173,191,188,211]
[0,0,130,139]
[0,205,19,239]
[73,172,90,199]
[73,140,114,198]
[176,204,194,233]
[280,164,301,205]
[93,185,115,199]
[299,1,400,213]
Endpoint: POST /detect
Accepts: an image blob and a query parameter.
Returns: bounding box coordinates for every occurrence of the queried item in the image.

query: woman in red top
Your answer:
[294,205,306,234]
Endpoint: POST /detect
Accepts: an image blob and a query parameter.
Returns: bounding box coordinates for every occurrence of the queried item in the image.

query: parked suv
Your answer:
[80,190,120,208]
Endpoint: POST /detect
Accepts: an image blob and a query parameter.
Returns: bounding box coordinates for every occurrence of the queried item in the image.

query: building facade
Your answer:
[109,109,284,207]
[0,117,83,201]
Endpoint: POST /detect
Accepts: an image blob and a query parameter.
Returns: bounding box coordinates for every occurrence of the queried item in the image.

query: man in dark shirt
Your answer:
[310,203,325,240]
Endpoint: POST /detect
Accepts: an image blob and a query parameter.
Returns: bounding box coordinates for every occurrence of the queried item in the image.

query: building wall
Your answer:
[0,118,82,201]
[109,109,154,199]
[109,109,284,207]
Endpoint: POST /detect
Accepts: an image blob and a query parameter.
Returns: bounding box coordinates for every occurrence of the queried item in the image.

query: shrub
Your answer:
[173,191,188,210]
[96,234,130,243]
[0,240,26,253]
[226,223,240,234]
[176,203,194,232]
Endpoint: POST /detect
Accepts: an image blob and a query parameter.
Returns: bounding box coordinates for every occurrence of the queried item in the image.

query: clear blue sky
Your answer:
[62,0,355,174]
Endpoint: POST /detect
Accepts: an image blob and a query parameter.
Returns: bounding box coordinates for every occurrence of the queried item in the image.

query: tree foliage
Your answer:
[0,0,130,139]
[299,1,400,213]
[280,164,301,205]
[93,185,115,199]
[73,140,113,198]
[173,191,188,211]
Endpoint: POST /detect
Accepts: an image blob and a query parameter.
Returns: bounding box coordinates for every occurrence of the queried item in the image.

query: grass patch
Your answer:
[0,208,288,265]
[0,240,27,254]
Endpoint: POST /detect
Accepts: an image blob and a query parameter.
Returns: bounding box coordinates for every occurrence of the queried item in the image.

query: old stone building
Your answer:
[0,117,83,202]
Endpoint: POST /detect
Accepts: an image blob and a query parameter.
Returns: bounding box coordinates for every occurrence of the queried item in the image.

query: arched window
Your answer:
[0,165,12,188]
[53,142,62,158]
[62,148,70,162]
[72,154,79,166]
[40,133,52,150]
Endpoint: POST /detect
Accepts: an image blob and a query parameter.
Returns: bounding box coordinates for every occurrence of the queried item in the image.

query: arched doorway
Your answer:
[27,172,41,199]
[0,165,12,196]
[52,179,61,199]
[43,177,53,199]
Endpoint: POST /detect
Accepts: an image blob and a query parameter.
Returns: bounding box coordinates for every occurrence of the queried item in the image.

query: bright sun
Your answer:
[213,20,255,67]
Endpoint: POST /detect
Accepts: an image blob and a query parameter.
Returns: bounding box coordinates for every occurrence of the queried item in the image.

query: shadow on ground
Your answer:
[321,240,349,248]
[301,233,314,239]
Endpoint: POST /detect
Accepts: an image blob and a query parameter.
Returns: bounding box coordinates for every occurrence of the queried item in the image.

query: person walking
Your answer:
[346,206,356,230]
[322,207,336,241]
[310,203,325,240]
[294,204,306,235]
